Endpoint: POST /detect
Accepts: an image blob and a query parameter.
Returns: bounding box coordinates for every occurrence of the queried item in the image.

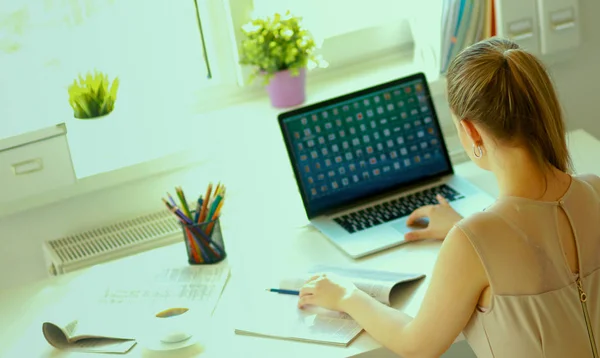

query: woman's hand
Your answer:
[297,273,359,312]
[404,194,463,241]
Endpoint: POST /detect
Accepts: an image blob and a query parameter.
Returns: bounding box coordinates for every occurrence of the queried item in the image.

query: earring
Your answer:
[473,144,483,158]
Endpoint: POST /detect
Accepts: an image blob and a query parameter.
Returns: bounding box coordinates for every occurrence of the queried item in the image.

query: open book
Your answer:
[234,265,425,346]
[42,318,136,354]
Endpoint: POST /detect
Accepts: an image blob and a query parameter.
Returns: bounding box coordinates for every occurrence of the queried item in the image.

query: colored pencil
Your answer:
[161,182,226,263]
[167,193,177,207]
[163,199,202,261]
[184,227,203,263]
[206,194,222,224]
[175,187,192,220]
[163,199,218,261]
[186,227,209,263]
[213,182,221,199]
[186,222,220,259]
[206,199,224,236]
[199,183,213,222]
[165,199,219,252]
[162,199,194,225]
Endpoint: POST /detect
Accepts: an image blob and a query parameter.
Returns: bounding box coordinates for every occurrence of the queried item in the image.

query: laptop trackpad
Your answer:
[391,220,410,235]
[391,217,429,235]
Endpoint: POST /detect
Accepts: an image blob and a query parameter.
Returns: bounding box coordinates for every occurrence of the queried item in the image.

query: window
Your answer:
[1,0,445,125]
[253,0,414,70]
[232,0,445,84]
[0,0,245,128]
[0,0,448,181]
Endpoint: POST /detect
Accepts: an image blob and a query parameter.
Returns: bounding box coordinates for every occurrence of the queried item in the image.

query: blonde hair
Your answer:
[446,38,571,172]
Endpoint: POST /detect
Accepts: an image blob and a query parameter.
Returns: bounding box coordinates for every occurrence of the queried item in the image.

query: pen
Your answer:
[266,288,300,295]
[194,197,203,223]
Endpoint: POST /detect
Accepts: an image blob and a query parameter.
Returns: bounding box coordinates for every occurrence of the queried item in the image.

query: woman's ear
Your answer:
[460,119,483,145]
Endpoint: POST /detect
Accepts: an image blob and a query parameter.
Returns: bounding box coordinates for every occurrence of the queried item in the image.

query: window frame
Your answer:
[223,0,444,85]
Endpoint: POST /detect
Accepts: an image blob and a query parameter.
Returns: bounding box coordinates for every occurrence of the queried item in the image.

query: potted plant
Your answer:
[67,70,119,120]
[239,11,326,108]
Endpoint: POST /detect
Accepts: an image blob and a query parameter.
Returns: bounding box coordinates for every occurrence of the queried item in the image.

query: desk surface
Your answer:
[0,129,598,358]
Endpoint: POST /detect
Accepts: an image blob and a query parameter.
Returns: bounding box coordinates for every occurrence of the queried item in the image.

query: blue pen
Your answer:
[194,198,203,223]
[267,288,300,295]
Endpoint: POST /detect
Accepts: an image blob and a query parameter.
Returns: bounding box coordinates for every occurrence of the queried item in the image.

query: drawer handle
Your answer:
[509,19,534,41]
[552,20,576,31]
[511,31,534,41]
[12,158,44,175]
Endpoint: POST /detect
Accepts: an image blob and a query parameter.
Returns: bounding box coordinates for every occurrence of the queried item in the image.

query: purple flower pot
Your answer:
[265,68,306,108]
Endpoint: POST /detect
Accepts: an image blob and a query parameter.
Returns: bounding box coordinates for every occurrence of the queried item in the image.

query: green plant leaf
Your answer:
[238,11,325,81]
[67,70,119,119]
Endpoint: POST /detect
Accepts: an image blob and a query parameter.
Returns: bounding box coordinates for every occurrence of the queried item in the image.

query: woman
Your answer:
[298,38,600,357]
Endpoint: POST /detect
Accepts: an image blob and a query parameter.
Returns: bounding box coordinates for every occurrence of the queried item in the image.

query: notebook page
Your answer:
[234,291,362,346]
[307,265,425,305]
[278,275,397,305]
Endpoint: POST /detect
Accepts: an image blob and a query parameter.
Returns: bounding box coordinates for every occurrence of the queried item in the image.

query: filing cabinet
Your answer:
[495,0,542,55]
[495,0,581,57]
[537,0,581,55]
[0,124,76,203]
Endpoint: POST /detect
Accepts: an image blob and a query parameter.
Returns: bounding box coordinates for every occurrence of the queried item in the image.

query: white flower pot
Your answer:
[66,108,117,137]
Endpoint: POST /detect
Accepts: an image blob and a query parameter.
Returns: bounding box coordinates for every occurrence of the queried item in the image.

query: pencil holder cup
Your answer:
[180,215,226,265]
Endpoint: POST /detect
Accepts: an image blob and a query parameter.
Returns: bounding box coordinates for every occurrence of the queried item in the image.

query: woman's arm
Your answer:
[345,227,487,357]
[300,226,488,357]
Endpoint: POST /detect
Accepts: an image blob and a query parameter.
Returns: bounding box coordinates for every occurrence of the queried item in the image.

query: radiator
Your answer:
[42,209,183,276]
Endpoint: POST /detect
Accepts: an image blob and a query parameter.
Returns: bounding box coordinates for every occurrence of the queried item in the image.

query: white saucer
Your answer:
[141,334,200,352]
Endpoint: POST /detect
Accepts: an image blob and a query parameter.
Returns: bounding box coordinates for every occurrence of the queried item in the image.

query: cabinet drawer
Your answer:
[0,125,75,203]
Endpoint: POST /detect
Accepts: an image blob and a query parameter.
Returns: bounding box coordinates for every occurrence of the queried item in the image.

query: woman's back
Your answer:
[457,174,600,357]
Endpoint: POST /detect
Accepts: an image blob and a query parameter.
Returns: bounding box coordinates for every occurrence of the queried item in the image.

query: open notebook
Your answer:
[234,265,425,346]
[42,318,136,354]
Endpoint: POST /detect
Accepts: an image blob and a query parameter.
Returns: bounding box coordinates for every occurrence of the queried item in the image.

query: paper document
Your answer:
[98,264,230,316]
[235,292,362,346]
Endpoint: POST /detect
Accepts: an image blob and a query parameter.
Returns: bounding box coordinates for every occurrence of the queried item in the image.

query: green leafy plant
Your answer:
[68,70,119,119]
[239,11,326,84]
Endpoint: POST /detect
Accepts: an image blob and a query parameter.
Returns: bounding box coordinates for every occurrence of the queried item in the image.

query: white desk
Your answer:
[0,129,598,358]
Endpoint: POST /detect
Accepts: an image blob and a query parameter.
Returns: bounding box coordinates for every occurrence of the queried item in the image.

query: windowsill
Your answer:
[68,52,449,179]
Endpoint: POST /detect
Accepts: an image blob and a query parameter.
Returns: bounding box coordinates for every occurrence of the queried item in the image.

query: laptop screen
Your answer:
[278,73,453,218]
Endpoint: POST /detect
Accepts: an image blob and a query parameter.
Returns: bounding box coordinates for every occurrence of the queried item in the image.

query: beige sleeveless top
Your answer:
[456,174,600,358]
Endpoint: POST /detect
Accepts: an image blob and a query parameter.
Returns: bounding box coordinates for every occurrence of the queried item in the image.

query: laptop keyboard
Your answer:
[333,184,464,233]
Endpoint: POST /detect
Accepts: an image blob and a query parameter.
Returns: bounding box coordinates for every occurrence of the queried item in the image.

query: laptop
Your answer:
[278,72,495,258]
